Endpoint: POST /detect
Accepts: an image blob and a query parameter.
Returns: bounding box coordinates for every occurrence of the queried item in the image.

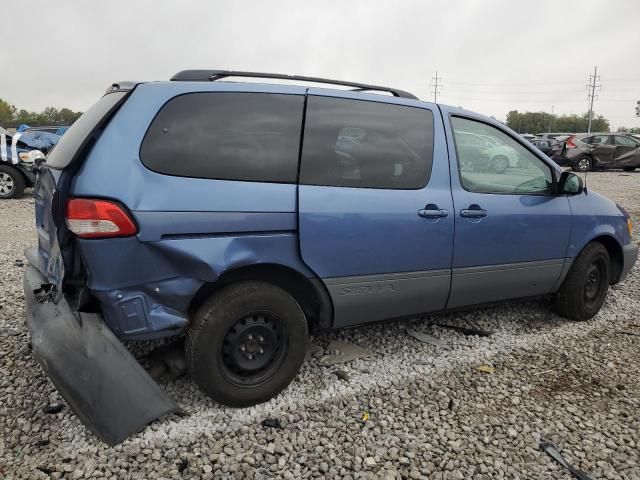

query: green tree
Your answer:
[0,98,17,125]
[0,97,83,127]
[617,126,640,134]
[507,110,609,134]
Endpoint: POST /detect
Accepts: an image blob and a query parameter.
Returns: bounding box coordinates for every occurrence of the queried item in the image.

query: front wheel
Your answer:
[0,165,26,199]
[186,281,308,407]
[555,242,610,321]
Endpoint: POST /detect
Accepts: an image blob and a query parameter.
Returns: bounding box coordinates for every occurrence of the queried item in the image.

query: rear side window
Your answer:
[300,96,433,189]
[579,134,610,145]
[614,135,639,147]
[47,91,128,169]
[140,93,304,183]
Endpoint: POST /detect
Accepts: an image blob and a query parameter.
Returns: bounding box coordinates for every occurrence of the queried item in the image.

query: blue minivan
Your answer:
[23,71,638,444]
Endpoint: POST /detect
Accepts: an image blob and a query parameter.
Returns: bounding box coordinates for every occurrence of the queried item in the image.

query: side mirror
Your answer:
[559,171,583,195]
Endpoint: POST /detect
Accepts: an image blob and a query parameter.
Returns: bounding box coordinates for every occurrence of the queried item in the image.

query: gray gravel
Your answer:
[1,172,640,479]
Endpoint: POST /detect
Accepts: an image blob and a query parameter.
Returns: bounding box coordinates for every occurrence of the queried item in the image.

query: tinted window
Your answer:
[141,93,304,183]
[614,135,639,147]
[300,96,433,189]
[47,92,127,169]
[451,116,553,195]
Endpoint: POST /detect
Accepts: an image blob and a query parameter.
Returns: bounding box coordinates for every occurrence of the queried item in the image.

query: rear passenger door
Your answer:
[585,134,615,167]
[298,91,454,327]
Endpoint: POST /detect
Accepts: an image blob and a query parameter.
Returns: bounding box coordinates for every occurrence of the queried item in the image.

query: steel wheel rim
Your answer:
[578,159,590,171]
[584,258,606,307]
[220,312,288,386]
[0,172,15,196]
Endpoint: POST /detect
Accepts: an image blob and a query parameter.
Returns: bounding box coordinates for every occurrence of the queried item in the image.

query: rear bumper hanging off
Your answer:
[23,253,179,445]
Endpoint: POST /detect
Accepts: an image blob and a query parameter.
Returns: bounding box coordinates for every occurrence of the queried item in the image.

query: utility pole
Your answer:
[430,71,443,103]
[586,66,601,136]
[548,105,554,132]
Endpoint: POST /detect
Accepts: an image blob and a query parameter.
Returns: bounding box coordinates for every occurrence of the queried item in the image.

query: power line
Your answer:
[429,71,443,103]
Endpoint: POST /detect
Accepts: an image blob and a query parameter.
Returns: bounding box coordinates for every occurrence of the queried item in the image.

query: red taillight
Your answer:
[566,135,577,148]
[66,198,137,239]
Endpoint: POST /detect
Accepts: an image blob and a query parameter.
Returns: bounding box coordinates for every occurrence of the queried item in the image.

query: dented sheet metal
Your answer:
[24,263,178,445]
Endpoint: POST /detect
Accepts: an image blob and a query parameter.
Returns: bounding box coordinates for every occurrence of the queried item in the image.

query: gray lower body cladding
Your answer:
[325,270,450,327]
[23,258,178,445]
[325,260,570,327]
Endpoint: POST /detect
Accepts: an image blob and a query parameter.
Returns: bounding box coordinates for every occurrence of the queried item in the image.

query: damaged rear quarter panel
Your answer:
[71,82,315,339]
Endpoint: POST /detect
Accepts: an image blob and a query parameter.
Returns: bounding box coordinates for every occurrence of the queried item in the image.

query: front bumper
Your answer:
[619,242,639,283]
[23,254,179,445]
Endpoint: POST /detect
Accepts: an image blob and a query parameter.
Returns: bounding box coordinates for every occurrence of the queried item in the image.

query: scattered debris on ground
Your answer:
[317,339,371,366]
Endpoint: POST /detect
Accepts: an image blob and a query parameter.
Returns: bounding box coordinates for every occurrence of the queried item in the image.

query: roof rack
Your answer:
[170,70,418,99]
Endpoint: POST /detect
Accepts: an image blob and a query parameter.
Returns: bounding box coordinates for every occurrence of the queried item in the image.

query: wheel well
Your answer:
[591,235,623,283]
[188,264,333,331]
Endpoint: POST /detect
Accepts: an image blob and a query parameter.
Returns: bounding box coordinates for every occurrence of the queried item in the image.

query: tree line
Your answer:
[0,97,83,127]
[506,110,610,134]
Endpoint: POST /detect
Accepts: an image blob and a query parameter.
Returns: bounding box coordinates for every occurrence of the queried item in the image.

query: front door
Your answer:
[298,91,454,327]
[442,111,572,308]
[613,135,640,168]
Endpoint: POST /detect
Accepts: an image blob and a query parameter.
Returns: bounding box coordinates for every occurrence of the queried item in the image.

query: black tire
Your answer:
[623,167,636,172]
[555,242,610,321]
[0,165,26,199]
[571,157,592,172]
[186,281,308,407]
[491,155,508,174]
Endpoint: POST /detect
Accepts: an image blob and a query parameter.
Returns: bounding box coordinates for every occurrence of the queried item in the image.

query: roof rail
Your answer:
[170,70,418,99]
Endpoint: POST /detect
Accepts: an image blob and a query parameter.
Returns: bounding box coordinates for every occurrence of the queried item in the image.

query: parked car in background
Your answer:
[536,132,574,140]
[550,135,573,160]
[556,133,640,171]
[23,71,638,445]
[529,138,553,156]
[520,133,536,141]
[456,131,520,172]
[0,128,45,198]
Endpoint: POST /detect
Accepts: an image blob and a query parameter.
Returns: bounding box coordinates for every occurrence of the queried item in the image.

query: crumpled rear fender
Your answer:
[24,262,179,445]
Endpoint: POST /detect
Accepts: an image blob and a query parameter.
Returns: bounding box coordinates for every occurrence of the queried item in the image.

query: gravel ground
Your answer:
[1,172,639,479]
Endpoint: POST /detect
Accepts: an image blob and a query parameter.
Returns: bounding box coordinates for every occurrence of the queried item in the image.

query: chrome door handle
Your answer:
[418,204,449,218]
[460,206,487,218]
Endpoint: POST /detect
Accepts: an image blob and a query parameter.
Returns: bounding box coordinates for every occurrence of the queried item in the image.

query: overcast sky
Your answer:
[2,0,639,129]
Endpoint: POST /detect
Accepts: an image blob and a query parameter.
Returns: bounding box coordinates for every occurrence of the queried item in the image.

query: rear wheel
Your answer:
[623,167,636,172]
[572,157,592,172]
[555,242,610,321]
[491,155,508,174]
[0,165,25,199]
[186,281,308,406]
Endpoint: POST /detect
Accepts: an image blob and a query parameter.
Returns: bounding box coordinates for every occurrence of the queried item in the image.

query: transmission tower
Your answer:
[430,72,443,103]
[586,66,601,136]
